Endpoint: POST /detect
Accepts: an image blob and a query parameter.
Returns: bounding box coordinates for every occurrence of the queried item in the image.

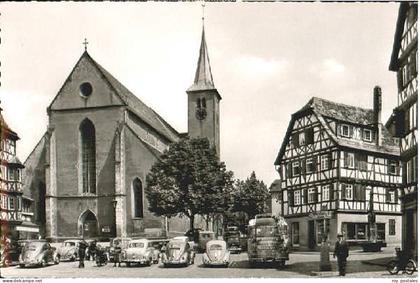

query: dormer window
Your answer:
[363,129,372,142]
[341,125,350,137]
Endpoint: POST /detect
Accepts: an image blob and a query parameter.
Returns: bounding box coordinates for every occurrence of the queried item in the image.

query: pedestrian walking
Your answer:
[89,240,97,261]
[113,241,122,267]
[78,240,88,268]
[333,233,349,276]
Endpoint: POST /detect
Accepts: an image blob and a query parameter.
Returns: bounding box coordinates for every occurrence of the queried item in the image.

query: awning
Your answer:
[16,222,39,233]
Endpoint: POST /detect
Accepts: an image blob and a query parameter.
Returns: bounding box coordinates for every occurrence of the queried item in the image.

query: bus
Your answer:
[247,214,289,267]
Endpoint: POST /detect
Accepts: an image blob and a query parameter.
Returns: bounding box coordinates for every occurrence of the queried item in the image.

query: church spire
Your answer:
[187,24,216,92]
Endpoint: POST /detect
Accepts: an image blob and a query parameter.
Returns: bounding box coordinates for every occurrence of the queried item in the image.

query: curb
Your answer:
[310,271,337,277]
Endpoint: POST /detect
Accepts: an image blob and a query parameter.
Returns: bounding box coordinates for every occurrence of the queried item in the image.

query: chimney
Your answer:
[373,86,382,146]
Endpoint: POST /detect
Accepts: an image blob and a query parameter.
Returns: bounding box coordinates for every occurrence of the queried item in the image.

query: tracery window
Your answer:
[132,178,144,218]
[80,119,96,194]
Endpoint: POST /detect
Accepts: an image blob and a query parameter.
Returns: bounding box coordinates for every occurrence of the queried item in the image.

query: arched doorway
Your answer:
[78,210,98,238]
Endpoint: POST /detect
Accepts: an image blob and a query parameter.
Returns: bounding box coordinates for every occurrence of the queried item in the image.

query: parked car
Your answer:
[19,240,60,268]
[58,239,83,261]
[198,231,215,253]
[108,237,132,262]
[202,240,230,267]
[121,239,159,266]
[161,238,195,267]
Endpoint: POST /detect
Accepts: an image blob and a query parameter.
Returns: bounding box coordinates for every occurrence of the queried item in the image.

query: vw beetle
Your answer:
[161,238,195,267]
[121,239,158,266]
[58,239,82,261]
[202,240,230,267]
[19,240,60,267]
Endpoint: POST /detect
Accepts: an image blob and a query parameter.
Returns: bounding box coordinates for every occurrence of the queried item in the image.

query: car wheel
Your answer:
[126,262,131,267]
[406,260,417,275]
[54,255,60,265]
[147,259,152,266]
[40,258,47,267]
[19,264,25,268]
[386,260,399,275]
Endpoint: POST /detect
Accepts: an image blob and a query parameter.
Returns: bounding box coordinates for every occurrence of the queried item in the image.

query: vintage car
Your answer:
[161,238,195,267]
[19,240,60,268]
[108,237,132,262]
[202,240,230,267]
[58,239,83,261]
[197,231,215,253]
[120,239,158,266]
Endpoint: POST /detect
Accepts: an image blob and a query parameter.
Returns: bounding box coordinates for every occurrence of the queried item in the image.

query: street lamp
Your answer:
[111,200,117,237]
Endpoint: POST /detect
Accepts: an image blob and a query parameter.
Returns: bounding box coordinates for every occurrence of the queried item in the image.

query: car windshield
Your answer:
[209,244,223,250]
[256,225,279,237]
[168,243,182,250]
[25,243,42,251]
[129,242,145,248]
[64,242,75,247]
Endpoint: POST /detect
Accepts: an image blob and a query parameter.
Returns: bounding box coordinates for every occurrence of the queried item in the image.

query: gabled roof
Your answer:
[269,179,281,193]
[49,51,180,143]
[0,111,19,140]
[275,97,400,165]
[300,97,374,125]
[187,27,221,100]
[389,3,415,71]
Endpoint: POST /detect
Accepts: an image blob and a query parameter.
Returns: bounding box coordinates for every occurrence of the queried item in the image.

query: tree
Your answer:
[145,137,233,230]
[231,171,270,222]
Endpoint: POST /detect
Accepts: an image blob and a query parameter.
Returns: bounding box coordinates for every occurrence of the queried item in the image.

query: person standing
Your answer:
[89,240,97,261]
[113,241,122,267]
[333,233,349,276]
[78,240,88,268]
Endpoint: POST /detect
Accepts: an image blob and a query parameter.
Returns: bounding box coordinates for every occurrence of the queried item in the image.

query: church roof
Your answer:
[187,27,218,93]
[87,53,180,142]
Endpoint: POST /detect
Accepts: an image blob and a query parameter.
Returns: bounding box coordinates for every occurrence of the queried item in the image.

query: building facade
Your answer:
[273,89,402,250]
[23,27,221,241]
[1,104,38,241]
[387,2,418,258]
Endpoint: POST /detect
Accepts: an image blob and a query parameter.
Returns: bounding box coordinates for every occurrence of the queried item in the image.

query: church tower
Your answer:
[187,26,221,156]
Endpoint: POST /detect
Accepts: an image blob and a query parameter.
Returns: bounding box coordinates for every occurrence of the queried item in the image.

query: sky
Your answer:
[0,1,400,186]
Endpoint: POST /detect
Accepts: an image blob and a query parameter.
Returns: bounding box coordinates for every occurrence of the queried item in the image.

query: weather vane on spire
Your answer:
[83,38,89,51]
[202,2,205,23]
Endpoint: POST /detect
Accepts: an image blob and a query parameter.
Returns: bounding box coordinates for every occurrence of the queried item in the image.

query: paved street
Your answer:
[1,247,417,278]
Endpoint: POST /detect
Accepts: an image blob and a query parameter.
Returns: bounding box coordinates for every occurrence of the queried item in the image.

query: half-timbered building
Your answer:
[273,88,402,250]
[386,2,418,258]
[1,103,39,241]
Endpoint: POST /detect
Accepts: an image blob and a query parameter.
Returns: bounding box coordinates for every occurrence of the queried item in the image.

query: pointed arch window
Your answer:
[133,178,143,218]
[80,119,96,194]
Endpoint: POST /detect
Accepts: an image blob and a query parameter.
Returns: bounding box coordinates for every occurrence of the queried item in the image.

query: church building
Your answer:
[23,26,221,241]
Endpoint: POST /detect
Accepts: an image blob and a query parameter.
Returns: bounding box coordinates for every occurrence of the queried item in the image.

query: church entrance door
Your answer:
[79,210,98,239]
